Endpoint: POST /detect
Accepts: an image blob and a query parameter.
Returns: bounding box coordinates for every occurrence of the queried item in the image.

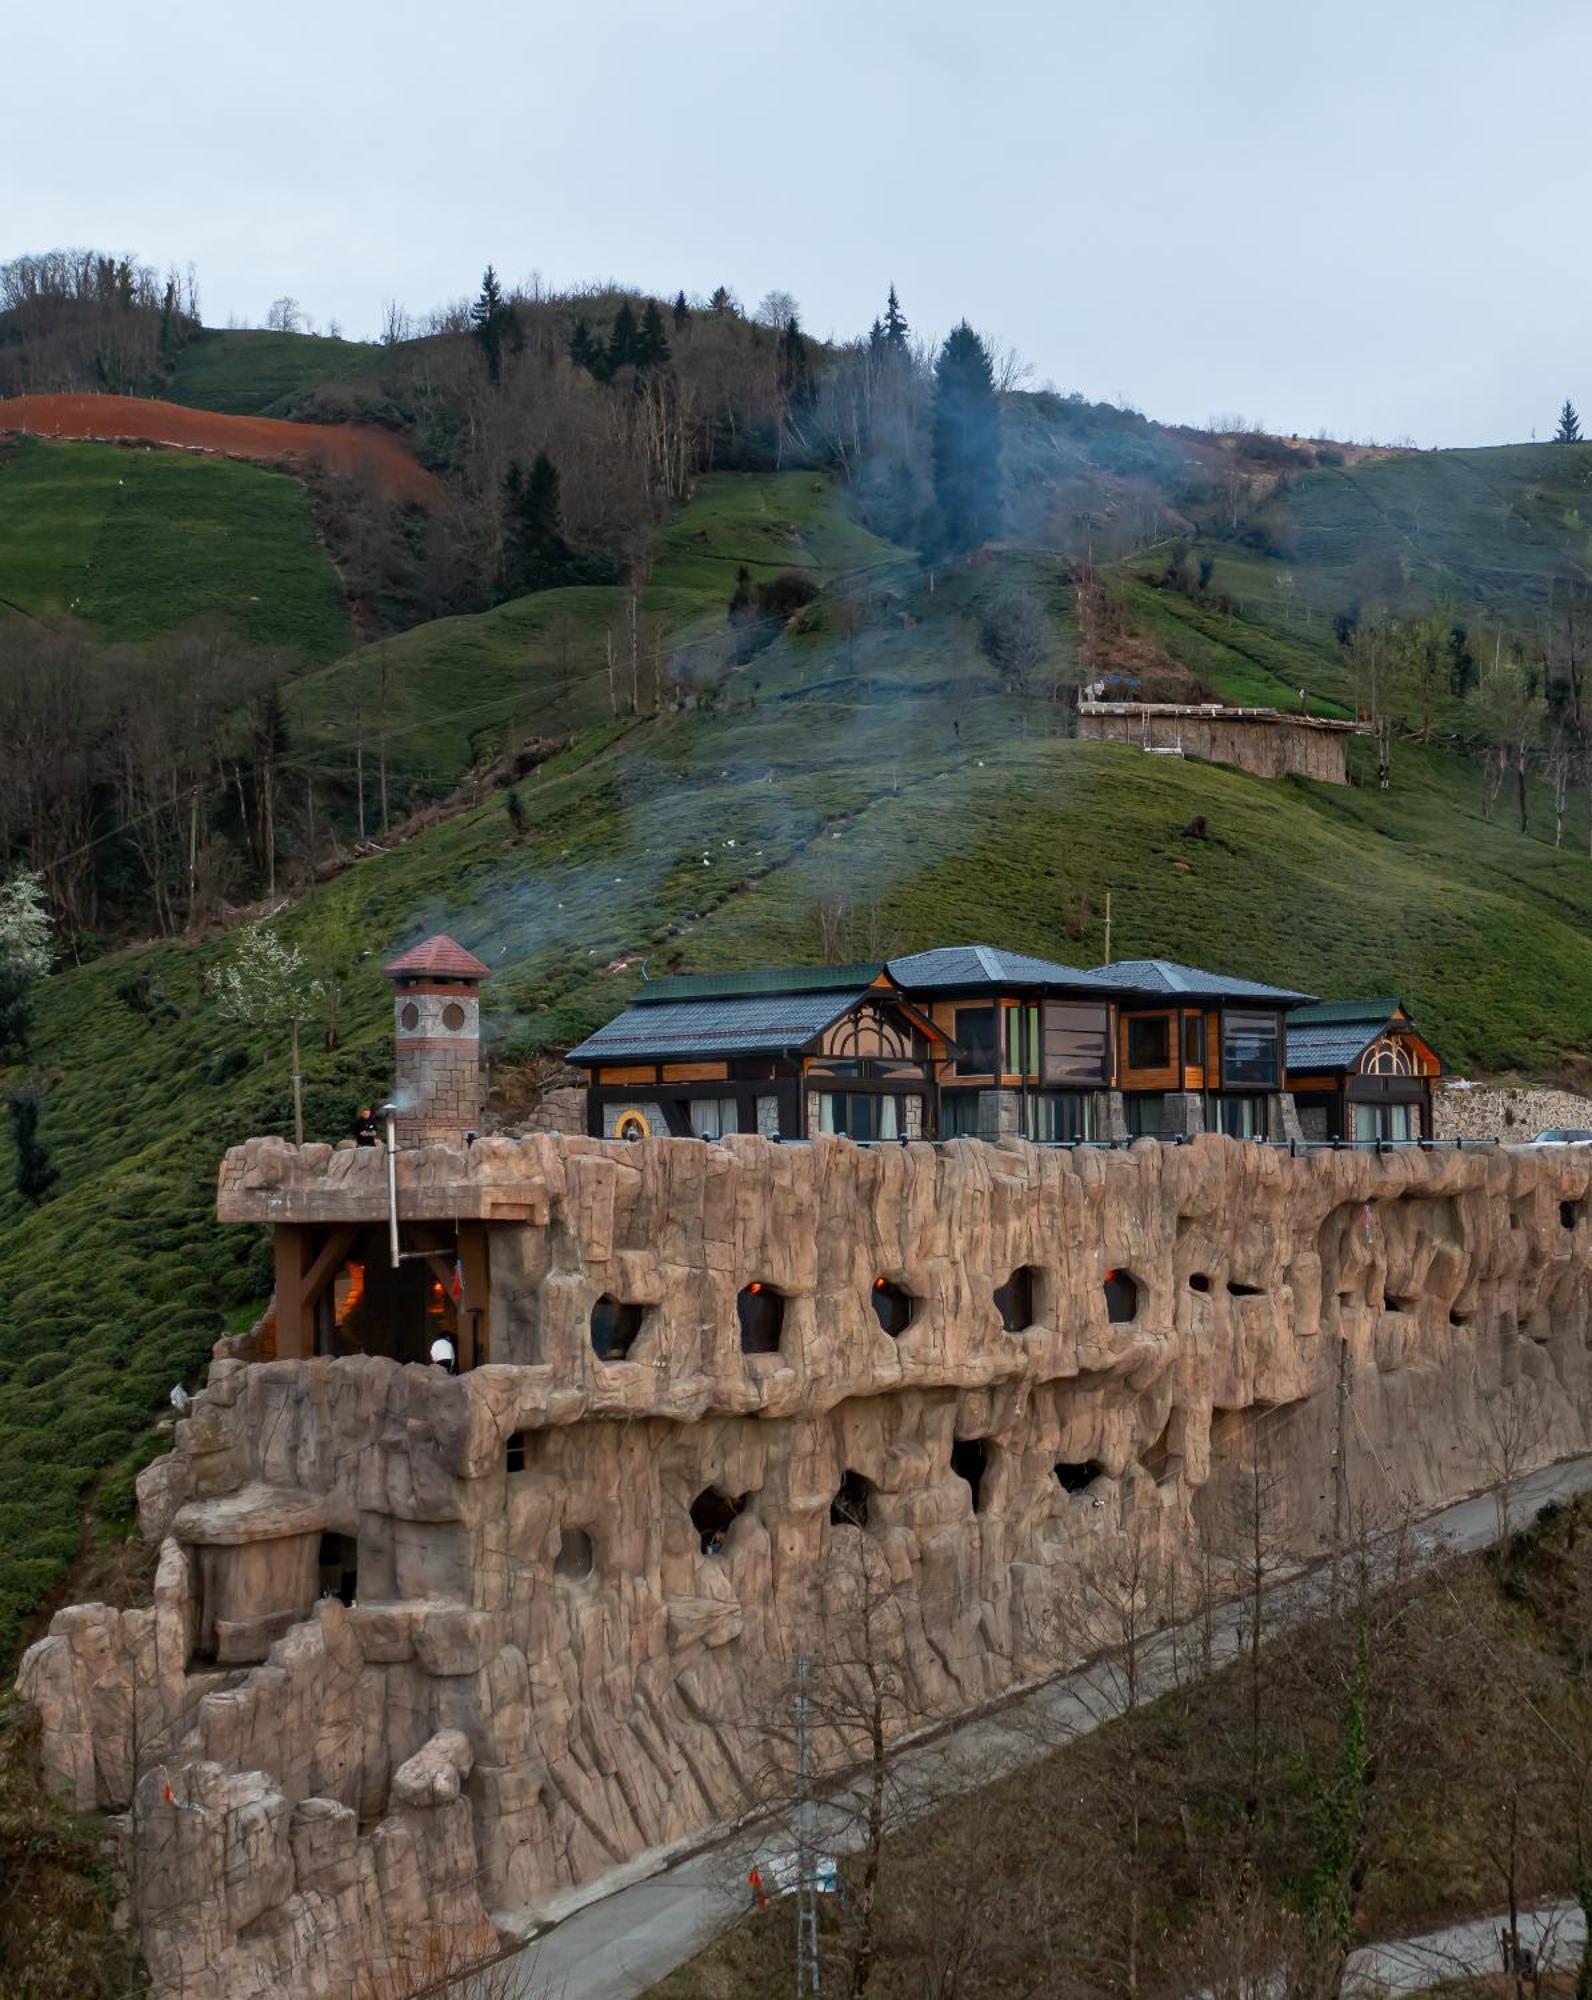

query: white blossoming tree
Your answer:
[0,868,53,1063]
[215,925,322,1143]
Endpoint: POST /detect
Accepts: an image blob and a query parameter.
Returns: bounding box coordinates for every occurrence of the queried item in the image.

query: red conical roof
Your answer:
[384,933,491,980]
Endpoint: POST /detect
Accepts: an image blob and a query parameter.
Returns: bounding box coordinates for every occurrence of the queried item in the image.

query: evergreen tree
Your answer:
[607,300,640,373]
[568,315,603,375]
[883,283,909,353]
[868,317,886,356]
[1557,398,1582,443]
[470,265,516,384]
[635,300,672,369]
[709,285,734,316]
[779,313,810,398]
[930,322,1003,553]
[502,451,574,594]
[8,1086,57,1207]
[672,290,691,331]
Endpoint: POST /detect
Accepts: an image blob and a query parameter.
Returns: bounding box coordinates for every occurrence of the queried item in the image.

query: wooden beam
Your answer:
[274,1226,309,1361]
[459,1224,491,1367]
[299,1224,361,1323]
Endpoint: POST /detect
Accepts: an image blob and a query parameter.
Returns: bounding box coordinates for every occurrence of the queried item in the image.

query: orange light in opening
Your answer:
[873,1277,887,1291]
[748,1281,763,1295]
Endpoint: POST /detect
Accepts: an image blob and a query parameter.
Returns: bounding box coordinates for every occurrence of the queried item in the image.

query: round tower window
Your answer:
[400,1001,420,1030]
[442,1002,466,1030]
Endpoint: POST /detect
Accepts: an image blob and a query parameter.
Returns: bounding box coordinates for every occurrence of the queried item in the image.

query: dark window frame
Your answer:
[953,1006,1001,1078]
[1127,1014,1171,1070]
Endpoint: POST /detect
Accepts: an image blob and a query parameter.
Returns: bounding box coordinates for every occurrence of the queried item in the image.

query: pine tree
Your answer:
[470,265,515,384]
[868,317,886,356]
[930,322,1002,553]
[607,300,640,373]
[635,300,672,369]
[883,284,909,353]
[1557,398,1582,443]
[502,451,574,594]
[709,286,734,316]
[672,290,691,331]
[779,314,810,398]
[8,1086,57,1207]
[568,315,602,374]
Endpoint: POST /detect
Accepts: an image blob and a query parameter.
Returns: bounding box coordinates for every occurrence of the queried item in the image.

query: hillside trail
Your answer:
[0,392,442,507]
[481,1454,1592,2000]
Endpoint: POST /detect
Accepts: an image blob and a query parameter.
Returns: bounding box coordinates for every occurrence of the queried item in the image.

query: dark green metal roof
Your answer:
[1288,996,1405,1027]
[631,962,886,1006]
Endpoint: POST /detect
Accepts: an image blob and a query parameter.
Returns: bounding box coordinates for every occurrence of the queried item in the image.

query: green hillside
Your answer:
[0,434,352,656]
[166,326,387,416]
[2,321,1592,1672]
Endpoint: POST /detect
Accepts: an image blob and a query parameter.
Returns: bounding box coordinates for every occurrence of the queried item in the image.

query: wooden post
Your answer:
[459,1224,491,1367]
[274,1226,309,1360]
[1103,891,1113,966]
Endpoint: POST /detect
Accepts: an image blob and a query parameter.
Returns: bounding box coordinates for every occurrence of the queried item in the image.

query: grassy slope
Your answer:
[0,435,351,657]
[286,471,910,799]
[166,327,387,416]
[2,432,1591,1666]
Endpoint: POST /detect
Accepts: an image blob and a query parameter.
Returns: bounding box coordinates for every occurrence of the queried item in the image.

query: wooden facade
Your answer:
[1286,1001,1443,1143]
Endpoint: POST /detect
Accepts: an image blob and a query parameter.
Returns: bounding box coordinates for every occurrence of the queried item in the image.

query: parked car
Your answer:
[1527,1128,1592,1145]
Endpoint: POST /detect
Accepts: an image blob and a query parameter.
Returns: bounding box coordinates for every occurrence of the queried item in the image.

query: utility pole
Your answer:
[1103,891,1113,966]
[795,1653,821,2000]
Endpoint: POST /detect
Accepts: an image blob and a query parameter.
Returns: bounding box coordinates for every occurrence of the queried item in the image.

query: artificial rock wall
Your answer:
[19,1133,1592,1999]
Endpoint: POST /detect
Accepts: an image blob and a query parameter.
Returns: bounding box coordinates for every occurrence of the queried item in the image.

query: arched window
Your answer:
[555,1528,593,1581]
[871,1278,915,1336]
[1361,1035,1414,1076]
[1103,1270,1138,1324]
[737,1282,785,1353]
[950,1437,990,1514]
[591,1295,645,1359]
[689,1487,747,1554]
[830,1469,872,1529]
[993,1266,1038,1332]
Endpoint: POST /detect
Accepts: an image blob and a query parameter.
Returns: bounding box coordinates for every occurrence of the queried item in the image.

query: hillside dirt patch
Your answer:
[0,392,442,508]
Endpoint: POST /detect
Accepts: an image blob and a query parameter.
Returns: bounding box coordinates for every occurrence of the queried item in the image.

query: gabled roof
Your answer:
[568,982,947,1066]
[630,963,885,1006]
[1286,998,1436,1074]
[1068,958,1315,1006]
[888,944,1089,992]
[384,933,491,979]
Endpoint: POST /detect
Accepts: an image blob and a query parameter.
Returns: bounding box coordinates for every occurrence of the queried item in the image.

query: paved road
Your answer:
[488,1454,1592,2000]
[1343,1900,1584,1994]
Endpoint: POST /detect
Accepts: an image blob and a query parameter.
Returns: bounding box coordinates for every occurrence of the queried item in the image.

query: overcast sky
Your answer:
[7,0,1588,449]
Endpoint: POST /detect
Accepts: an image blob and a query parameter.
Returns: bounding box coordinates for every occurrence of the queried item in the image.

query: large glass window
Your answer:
[1222,1012,1280,1086]
[954,1007,999,1077]
[1125,1094,1164,1137]
[817,1092,904,1141]
[689,1097,739,1139]
[1041,1003,1110,1083]
[1127,1016,1170,1070]
[1183,1013,1205,1071]
[1025,1093,1094,1142]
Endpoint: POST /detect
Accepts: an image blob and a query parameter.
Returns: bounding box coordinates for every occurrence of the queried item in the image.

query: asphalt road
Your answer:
[486,1453,1592,2000]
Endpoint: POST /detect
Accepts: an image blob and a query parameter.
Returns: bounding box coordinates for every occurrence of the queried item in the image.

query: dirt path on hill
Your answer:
[0,392,443,507]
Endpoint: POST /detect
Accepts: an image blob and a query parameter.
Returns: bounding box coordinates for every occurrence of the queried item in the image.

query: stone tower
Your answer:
[384,934,491,1147]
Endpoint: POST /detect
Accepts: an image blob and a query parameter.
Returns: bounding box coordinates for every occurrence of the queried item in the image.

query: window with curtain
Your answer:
[1005,1005,1040,1076]
[817,1093,903,1141]
[689,1097,739,1139]
[940,1091,981,1137]
[1211,1095,1267,1139]
[1183,1013,1205,1070]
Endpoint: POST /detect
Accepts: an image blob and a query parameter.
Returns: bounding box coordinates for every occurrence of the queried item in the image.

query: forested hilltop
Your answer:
[0,246,1590,1673]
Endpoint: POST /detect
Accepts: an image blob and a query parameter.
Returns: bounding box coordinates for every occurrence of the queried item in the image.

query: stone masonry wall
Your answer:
[18,1133,1592,1999]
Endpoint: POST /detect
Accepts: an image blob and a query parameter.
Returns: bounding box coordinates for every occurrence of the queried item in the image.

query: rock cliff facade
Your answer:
[18,1133,1592,1998]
